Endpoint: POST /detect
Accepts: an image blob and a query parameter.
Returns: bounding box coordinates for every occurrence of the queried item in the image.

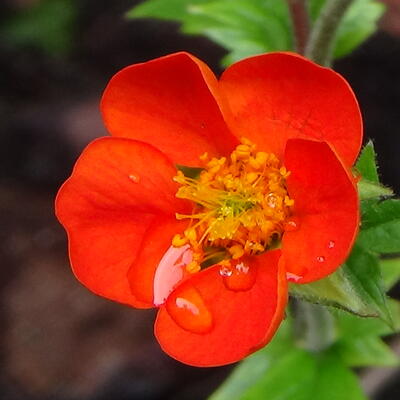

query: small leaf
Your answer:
[380,257,400,290]
[290,245,391,323]
[355,141,379,183]
[343,245,392,324]
[358,180,393,200]
[333,300,400,340]
[336,336,399,367]
[359,199,400,253]
[333,0,386,59]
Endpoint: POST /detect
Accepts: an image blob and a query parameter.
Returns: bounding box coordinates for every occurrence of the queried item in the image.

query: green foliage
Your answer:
[310,0,385,59]
[330,0,385,58]
[129,0,292,66]
[380,258,400,290]
[336,335,399,367]
[359,199,400,253]
[356,141,393,199]
[209,319,371,400]
[1,0,76,56]
[290,245,391,322]
[355,141,379,183]
[128,0,385,65]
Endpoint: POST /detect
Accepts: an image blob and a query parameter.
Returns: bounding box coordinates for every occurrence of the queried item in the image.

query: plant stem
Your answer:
[305,0,354,66]
[292,300,337,352]
[287,0,310,55]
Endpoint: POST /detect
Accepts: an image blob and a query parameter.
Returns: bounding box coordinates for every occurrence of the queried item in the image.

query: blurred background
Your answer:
[0,0,399,399]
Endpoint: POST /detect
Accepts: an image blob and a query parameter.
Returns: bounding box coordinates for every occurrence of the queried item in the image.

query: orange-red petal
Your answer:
[55,137,189,307]
[219,52,362,166]
[127,217,190,306]
[154,250,287,367]
[283,139,359,284]
[101,52,238,166]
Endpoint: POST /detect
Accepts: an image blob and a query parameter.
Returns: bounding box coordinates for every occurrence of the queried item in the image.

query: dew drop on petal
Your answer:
[222,260,257,292]
[284,217,300,232]
[129,174,140,183]
[328,240,335,249]
[316,256,325,263]
[153,244,192,306]
[166,286,213,334]
[286,272,302,282]
[219,265,233,277]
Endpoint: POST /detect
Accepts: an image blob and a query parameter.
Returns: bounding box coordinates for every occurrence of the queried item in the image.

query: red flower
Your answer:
[56,52,361,367]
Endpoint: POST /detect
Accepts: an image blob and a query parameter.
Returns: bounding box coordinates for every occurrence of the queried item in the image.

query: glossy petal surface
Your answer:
[56,137,188,307]
[101,52,237,166]
[128,218,190,306]
[283,139,359,283]
[220,52,362,166]
[155,250,287,366]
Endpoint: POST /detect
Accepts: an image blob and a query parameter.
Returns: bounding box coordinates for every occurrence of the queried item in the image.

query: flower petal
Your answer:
[283,139,359,284]
[101,52,238,166]
[56,137,189,307]
[154,250,287,367]
[127,217,190,306]
[219,52,362,166]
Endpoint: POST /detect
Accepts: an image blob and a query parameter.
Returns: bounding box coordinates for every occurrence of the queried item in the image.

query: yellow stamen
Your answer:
[173,138,294,271]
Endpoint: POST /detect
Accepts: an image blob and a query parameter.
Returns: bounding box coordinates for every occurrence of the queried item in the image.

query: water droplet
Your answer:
[328,240,335,249]
[222,260,257,292]
[266,193,277,208]
[235,262,249,274]
[284,217,300,232]
[286,272,302,282]
[219,265,233,277]
[316,256,325,263]
[129,174,140,183]
[166,286,213,334]
[153,245,192,306]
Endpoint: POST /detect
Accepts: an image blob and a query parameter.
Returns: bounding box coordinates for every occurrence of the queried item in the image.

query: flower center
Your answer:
[172,138,294,273]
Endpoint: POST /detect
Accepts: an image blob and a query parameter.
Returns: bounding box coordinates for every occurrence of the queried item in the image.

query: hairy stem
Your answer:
[287,0,310,55]
[292,300,337,352]
[305,0,354,65]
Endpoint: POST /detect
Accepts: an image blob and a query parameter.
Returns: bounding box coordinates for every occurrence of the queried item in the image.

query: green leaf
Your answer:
[356,142,393,199]
[290,245,391,323]
[358,180,393,200]
[336,336,399,367]
[186,0,293,65]
[333,0,386,59]
[126,0,208,20]
[1,0,76,55]
[209,319,296,400]
[355,141,379,182]
[240,350,317,400]
[343,245,392,324]
[359,199,400,253]
[380,257,400,290]
[310,0,386,59]
[312,351,368,400]
[128,0,293,66]
[333,299,400,339]
[210,346,367,400]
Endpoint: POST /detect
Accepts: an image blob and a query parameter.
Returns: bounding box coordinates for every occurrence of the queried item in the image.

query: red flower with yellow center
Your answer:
[56,52,361,367]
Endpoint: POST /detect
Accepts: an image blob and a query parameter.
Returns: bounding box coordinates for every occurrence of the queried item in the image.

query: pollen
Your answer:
[173,138,294,272]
